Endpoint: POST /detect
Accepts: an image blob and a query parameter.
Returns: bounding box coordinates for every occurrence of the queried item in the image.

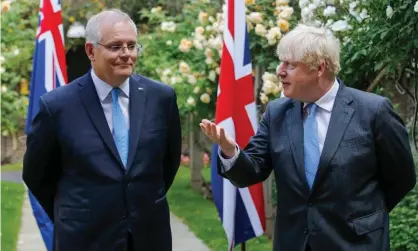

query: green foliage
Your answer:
[304,0,418,91]
[135,0,222,123]
[168,167,272,250]
[0,0,39,136]
[1,181,25,251]
[389,153,418,251]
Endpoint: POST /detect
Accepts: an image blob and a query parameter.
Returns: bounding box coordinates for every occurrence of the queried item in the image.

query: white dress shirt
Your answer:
[91,70,130,132]
[220,79,340,169]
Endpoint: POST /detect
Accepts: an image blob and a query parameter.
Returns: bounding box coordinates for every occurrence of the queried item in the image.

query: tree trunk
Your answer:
[263,174,274,238]
[189,114,204,192]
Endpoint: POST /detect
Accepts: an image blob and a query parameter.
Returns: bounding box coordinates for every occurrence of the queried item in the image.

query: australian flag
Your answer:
[25,0,68,250]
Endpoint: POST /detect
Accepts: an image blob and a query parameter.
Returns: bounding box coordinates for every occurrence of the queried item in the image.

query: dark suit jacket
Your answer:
[218,81,416,251]
[23,72,182,251]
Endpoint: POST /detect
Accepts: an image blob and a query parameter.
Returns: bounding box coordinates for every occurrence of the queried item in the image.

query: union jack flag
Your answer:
[210,0,266,249]
[25,0,68,250]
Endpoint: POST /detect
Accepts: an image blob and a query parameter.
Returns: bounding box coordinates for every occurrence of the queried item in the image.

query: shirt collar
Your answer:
[91,69,130,102]
[304,78,339,112]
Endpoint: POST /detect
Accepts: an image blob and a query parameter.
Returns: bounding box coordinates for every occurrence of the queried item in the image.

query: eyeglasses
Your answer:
[96,43,143,55]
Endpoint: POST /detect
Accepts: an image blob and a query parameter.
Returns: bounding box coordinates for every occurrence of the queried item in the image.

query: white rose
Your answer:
[187,97,196,106]
[323,6,336,17]
[200,93,211,104]
[162,68,171,76]
[179,39,192,52]
[359,9,369,21]
[279,7,294,19]
[265,27,282,45]
[170,76,178,85]
[1,85,7,93]
[331,20,349,31]
[248,12,263,24]
[216,67,220,74]
[166,40,172,46]
[195,26,205,34]
[255,24,267,37]
[161,76,169,84]
[262,80,275,95]
[179,61,191,74]
[208,70,216,82]
[414,1,418,12]
[386,5,393,19]
[193,40,204,50]
[308,3,318,11]
[199,11,209,24]
[175,76,183,84]
[299,0,310,8]
[205,48,214,58]
[276,0,289,5]
[205,57,214,65]
[262,72,279,83]
[188,75,197,84]
[161,21,176,32]
[193,86,201,94]
[260,93,269,104]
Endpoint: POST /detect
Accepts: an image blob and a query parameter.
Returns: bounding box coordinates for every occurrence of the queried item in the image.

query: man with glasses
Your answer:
[23,9,181,251]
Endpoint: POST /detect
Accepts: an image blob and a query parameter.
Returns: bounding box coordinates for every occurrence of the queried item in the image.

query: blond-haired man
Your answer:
[200,24,416,251]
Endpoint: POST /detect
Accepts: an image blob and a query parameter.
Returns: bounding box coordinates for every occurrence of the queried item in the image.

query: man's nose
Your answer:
[276,64,286,77]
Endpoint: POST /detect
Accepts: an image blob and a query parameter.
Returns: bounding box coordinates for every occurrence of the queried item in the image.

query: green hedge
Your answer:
[389,154,418,251]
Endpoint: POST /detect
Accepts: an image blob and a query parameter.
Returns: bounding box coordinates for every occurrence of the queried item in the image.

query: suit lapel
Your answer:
[78,73,124,169]
[126,75,146,170]
[285,101,310,192]
[311,84,354,192]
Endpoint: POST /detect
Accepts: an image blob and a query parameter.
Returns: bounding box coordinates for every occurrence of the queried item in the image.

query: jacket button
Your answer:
[126,182,131,187]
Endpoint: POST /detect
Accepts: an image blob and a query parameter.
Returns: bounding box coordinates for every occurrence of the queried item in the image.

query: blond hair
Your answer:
[276,24,341,74]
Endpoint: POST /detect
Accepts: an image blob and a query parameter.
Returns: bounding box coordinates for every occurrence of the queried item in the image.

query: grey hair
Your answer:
[85,8,137,44]
[276,24,341,75]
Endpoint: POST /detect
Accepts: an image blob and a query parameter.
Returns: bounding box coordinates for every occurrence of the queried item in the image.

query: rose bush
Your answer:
[135,0,296,123]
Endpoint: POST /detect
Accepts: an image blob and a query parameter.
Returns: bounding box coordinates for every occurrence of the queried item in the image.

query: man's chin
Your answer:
[114,68,133,77]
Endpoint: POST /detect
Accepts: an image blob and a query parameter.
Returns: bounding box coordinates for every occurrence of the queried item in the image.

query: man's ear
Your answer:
[85,42,95,62]
[317,60,327,77]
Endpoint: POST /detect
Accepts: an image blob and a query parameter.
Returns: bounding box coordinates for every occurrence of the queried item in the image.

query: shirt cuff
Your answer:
[218,145,240,172]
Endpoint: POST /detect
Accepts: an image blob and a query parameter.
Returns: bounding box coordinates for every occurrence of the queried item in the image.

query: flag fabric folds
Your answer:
[210,0,266,249]
[25,0,68,250]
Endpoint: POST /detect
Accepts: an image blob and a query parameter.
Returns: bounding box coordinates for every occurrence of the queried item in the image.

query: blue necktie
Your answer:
[111,88,129,168]
[303,103,320,189]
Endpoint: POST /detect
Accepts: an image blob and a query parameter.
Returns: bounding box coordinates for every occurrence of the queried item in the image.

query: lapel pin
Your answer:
[138,87,144,91]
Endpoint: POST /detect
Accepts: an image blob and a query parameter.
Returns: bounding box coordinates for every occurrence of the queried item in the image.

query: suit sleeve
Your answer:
[22,97,61,220]
[163,90,182,192]
[375,98,416,212]
[217,102,273,188]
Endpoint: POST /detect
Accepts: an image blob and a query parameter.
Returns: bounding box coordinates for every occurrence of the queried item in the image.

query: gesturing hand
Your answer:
[199,119,237,158]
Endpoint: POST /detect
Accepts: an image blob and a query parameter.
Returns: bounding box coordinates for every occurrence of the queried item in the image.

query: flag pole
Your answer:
[241,242,246,251]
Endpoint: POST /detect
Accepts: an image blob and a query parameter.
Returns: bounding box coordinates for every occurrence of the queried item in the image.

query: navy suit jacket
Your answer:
[23,72,181,251]
[218,82,416,251]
